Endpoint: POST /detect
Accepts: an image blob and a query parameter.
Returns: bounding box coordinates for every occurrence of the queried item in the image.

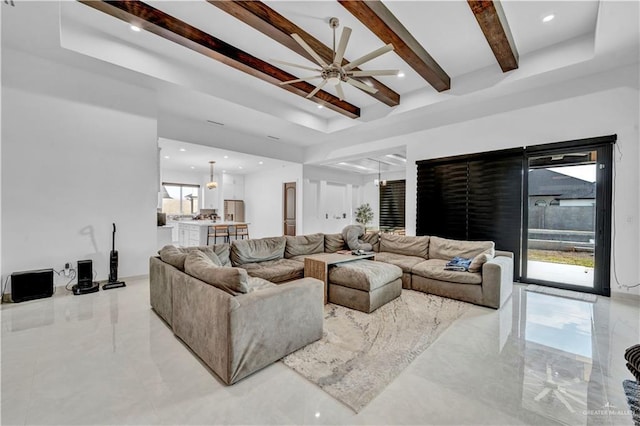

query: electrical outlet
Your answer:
[64,262,71,277]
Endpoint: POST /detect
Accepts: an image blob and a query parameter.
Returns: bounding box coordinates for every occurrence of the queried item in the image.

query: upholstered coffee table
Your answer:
[304,253,374,304]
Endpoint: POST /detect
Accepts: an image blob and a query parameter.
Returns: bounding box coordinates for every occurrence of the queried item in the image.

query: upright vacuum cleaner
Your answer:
[102,223,126,290]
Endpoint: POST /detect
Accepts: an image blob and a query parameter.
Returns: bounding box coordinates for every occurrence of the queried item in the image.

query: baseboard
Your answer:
[2,274,150,304]
[610,289,640,303]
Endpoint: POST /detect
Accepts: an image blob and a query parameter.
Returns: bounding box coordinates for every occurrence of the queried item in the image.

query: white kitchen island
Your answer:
[177,221,249,247]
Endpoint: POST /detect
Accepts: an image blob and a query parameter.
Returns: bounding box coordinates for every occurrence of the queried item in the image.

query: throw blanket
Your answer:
[445,257,472,272]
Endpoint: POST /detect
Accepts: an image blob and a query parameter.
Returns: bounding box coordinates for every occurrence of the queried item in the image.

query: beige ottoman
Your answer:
[328,260,402,313]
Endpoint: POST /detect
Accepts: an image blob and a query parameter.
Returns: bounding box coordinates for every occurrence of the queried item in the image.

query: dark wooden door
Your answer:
[283,182,296,236]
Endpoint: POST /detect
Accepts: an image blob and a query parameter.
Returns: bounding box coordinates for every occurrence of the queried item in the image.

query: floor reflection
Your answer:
[518,290,610,425]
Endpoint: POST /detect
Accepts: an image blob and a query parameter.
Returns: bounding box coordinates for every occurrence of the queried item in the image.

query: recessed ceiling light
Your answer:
[542,14,555,23]
[317,105,324,109]
[397,71,405,78]
[164,155,170,159]
[223,155,229,159]
[238,166,243,169]
[258,161,264,165]
[130,25,141,32]
[179,148,186,152]
[190,166,195,169]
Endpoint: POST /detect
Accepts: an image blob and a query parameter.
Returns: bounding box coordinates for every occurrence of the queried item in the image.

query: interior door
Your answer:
[522,144,612,296]
[283,182,296,236]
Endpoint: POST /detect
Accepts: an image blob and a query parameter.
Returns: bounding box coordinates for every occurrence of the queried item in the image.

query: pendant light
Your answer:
[375,160,387,187]
[206,161,218,189]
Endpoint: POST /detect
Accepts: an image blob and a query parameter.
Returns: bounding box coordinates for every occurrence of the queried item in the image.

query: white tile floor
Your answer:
[2,278,639,425]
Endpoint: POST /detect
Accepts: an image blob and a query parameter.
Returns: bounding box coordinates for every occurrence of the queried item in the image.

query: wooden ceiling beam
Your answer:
[467,0,519,72]
[208,1,400,107]
[338,0,450,92]
[78,0,360,119]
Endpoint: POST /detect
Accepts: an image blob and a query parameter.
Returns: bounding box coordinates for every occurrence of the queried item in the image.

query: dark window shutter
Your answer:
[416,162,468,239]
[379,180,406,231]
[416,148,523,280]
[467,155,523,273]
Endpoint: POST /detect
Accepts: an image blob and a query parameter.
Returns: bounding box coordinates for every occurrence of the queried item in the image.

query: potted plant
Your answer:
[355,203,374,231]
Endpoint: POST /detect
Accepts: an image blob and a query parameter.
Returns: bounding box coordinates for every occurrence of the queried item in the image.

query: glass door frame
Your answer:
[521,136,614,296]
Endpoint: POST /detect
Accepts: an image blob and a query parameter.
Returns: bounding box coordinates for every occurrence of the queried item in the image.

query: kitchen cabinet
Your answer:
[223,174,244,200]
[178,223,205,247]
[177,221,249,247]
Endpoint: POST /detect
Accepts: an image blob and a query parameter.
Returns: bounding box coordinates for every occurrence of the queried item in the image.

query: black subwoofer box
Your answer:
[11,268,54,302]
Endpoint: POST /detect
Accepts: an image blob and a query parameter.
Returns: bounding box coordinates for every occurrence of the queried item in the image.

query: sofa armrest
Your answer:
[481,255,514,309]
[495,250,513,259]
[228,278,324,384]
[171,272,239,384]
[149,256,176,326]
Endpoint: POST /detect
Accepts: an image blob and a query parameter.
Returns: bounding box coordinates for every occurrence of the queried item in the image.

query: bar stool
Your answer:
[235,224,249,240]
[207,225,229,245]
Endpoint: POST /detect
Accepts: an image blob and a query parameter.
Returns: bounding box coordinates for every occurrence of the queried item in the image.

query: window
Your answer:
[379,180,406,232]
[162,183,199,215]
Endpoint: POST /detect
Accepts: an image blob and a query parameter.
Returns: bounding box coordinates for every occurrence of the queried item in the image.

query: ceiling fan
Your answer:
[275,17,398,101]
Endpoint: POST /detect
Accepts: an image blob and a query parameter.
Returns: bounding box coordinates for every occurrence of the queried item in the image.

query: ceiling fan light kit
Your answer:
[278,17,397,102]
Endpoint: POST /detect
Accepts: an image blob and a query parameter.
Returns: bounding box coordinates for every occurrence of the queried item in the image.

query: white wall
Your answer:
[403,87,639,296]
[243,164,303,239]
[2,49,158,290]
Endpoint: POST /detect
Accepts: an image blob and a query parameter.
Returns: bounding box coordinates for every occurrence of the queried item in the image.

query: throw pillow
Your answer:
[159,245,188,271]
[468,251,495,273]
[184,250,249,296]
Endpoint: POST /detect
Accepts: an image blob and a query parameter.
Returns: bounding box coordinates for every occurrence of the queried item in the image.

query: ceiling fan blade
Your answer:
[336,82,345,101]
[271,59,321,72]
[346,77,378,94]
[333,27,352,66]
[279,75,322,85]
[291,33,328,68]
[349,69,399,77]
[306,80,328,99]
[343,43,394,71]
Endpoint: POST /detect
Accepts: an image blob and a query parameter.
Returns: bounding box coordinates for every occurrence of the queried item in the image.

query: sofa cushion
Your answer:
[380,234,430,258]
[231,236,286,266]
[328,260,402,292]
[468,251,495,273]
[285,233,324,258]
[246,276,276,292]
[159,245,224,271]
[429,236,495,261]
[412,259,482,285]
[184,250,250,295]
[361,232,380,252]
[374,252,425,273]
[240,258,304,283]
[324,233,347,253]
[209,243,231,267]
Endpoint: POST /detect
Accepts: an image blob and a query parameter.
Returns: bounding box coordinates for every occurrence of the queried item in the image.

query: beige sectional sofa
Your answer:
[150,244,323,385]
[373,234,514,309]
[149,231,513,384]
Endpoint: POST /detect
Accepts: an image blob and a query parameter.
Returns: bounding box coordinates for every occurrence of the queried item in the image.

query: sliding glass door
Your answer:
[522,143,613,296]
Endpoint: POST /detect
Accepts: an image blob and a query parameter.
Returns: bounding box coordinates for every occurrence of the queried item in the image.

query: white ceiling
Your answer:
[2,0,637,168]
[159,138,296,175]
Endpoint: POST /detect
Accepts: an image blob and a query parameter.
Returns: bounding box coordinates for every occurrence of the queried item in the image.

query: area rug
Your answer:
[525,284,597,302]
[282,290,471,413]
